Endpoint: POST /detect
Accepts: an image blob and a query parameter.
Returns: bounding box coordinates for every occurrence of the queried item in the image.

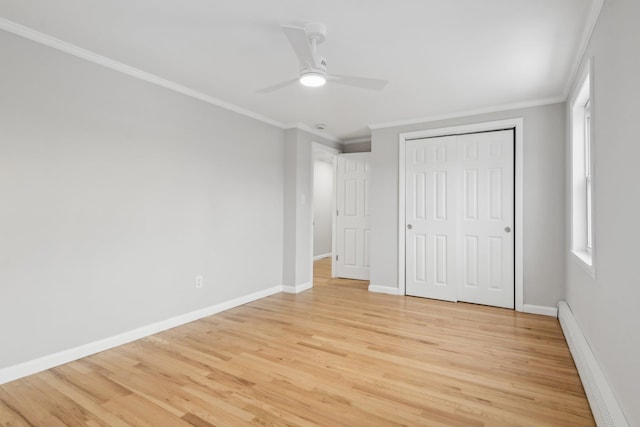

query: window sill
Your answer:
[571,249,595,278]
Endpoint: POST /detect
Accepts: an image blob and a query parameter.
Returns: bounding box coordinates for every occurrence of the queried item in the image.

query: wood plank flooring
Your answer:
[0,257,594,426]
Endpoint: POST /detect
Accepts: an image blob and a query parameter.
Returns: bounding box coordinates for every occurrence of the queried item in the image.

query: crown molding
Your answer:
[562,0,605,99]
[0,18,286,129]
[284,122,342,143]
[368,96,565,131]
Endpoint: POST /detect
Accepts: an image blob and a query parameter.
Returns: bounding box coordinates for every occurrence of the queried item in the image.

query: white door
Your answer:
[335,153,371,280]
[405,130,514,309]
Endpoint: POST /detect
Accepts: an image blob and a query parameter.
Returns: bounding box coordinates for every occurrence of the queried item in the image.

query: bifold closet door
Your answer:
[405,130,514,309]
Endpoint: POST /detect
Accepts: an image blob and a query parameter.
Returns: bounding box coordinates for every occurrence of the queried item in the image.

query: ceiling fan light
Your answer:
[299,72,326,88]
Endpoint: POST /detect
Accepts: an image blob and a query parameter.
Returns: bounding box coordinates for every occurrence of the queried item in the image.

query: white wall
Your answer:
[370,103,566,308]
[0,30,284,369]
[313,160,333,257]
[565,0,640,423]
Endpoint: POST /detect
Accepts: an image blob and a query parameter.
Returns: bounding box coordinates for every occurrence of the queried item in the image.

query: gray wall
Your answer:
[565,0,640,423]
[342,140,371,153]
[0,31,284,368]
[283,129,338,287]
[313,160,333,257]
[370,103,566,308]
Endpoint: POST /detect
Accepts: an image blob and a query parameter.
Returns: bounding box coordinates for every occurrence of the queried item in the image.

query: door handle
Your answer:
[504,226,512,233]
[407,224,413,230]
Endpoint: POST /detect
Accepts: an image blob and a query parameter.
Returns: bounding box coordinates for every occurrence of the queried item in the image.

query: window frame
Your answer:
[569,59,595,277]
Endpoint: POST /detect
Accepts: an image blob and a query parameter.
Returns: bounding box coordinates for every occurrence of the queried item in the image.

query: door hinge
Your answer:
[336,254,339,261]
[336,209,339,216]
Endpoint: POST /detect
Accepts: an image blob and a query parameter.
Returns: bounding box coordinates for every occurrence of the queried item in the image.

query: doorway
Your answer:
[398,119,524,311]
[312,143,340,278]
[311,147,372,283]
[313,155,335,261]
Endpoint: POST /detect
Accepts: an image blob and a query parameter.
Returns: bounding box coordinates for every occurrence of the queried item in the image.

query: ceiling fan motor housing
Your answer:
[300,56,327,76]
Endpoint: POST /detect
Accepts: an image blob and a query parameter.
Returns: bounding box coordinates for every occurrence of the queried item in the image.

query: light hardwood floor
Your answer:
[0,258,594,426]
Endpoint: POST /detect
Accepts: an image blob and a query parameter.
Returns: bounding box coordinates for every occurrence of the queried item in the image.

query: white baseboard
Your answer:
[0,285,283,385]
[368,284,402,295]
[282,281,313,294]
[523,304,558,317]
[558,301,629,426]
[313,253,332,261]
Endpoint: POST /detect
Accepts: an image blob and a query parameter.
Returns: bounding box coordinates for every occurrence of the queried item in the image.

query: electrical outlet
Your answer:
[195,275,203,289]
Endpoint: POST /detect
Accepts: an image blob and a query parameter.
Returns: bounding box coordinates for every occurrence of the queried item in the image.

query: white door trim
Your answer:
[398,118,524,312]
[312,142,341,278]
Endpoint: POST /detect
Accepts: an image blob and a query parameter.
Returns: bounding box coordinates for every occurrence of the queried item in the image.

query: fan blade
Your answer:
[256,78,299,94]
[329,74,388,91]
[281,25,315,67]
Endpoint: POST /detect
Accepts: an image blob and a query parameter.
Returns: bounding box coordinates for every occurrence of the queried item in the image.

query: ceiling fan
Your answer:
[257,23,388,93]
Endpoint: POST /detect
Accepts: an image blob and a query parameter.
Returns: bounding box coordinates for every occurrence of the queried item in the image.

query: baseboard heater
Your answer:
[557,301,628,427]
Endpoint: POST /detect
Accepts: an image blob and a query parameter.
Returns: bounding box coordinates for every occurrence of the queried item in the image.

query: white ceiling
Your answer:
[0,0,597,141]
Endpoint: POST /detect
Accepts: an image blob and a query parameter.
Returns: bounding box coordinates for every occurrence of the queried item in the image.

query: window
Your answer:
[584,99,592,251]
[570,64,594,274]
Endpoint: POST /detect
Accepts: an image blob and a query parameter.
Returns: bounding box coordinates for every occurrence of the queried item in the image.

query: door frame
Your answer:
[397,118,524,312]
